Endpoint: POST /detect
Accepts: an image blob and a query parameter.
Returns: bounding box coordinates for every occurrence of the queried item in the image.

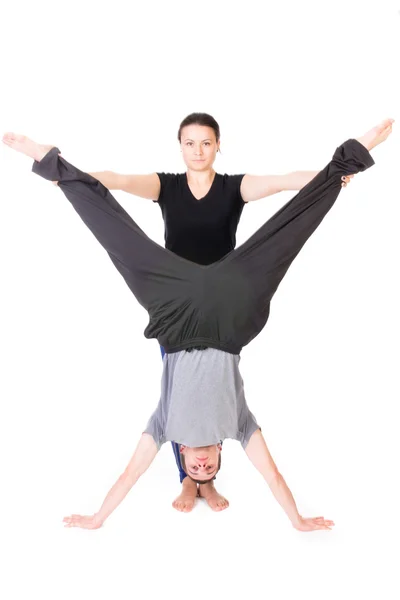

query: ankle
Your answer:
[182,477,197,492]
[199,482,215,496]
[355,136,371,152]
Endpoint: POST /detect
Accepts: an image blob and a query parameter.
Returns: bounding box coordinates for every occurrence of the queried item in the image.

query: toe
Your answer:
[184,501,195,512]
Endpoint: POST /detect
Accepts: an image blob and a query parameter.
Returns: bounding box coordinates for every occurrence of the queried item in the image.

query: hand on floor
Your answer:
[63,513,103,529]
[292,515,335,532]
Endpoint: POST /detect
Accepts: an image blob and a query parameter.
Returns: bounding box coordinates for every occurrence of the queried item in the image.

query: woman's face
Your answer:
[180,125,220,171]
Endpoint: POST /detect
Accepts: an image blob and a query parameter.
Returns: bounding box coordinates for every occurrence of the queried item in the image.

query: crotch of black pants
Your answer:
[151,260,265,354]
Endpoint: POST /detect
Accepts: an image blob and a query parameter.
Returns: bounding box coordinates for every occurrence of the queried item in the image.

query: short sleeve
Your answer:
[154,172,175,207]
[238,406,261,449]
[143,412,165,450]
[228,174,246,206]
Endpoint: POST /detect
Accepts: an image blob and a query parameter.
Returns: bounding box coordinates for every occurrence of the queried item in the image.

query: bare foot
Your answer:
[198,481,229,512]
[356,118,394,152]
[2,132,54,162]
[172,477,198,513]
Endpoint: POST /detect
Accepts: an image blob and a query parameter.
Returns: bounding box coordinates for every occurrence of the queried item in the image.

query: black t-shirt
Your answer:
[155,172,246,265]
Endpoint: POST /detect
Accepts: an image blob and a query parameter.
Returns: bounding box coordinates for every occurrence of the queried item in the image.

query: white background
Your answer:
[1,0,399,598]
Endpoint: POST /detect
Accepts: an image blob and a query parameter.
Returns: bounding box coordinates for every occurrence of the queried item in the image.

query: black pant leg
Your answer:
[202,139,375,352]
[225,138,374,307]
[32,148,199,346]
[32,148,190,305]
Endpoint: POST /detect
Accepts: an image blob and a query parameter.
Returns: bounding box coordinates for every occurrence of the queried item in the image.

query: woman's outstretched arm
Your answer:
[88,171,161,199]
[63,434,158,529]
[241,169,354,203]
[245,429,334,532]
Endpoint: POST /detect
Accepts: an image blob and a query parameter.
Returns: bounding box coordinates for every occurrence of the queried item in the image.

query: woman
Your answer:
[3,118,393,532]
[86,113,355,513]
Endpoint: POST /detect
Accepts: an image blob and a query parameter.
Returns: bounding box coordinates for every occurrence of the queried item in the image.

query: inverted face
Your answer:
[180,125,220,171]
[180,443,222,482]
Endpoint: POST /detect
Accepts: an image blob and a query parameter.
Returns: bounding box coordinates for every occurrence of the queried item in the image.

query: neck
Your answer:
[186,168,215,186]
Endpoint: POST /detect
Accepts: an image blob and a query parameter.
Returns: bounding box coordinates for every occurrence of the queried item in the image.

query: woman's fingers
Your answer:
[341,173,356,188]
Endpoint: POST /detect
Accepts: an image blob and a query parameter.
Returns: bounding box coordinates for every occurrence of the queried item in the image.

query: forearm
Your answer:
[267,472,301,526]
[279,170,320,191]
[94,472,139,525]
[88,170,121,190]
[88,171,160,199]
[94,434,158,525]
[245,430,301,525]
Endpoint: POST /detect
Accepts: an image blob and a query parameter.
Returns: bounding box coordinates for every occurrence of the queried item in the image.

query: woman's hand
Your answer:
[292,515,335,532]
[63,513,103,530]
[341,174,354,187]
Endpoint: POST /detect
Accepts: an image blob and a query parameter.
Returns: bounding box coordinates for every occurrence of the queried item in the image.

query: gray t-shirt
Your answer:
[144,349,260,450]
